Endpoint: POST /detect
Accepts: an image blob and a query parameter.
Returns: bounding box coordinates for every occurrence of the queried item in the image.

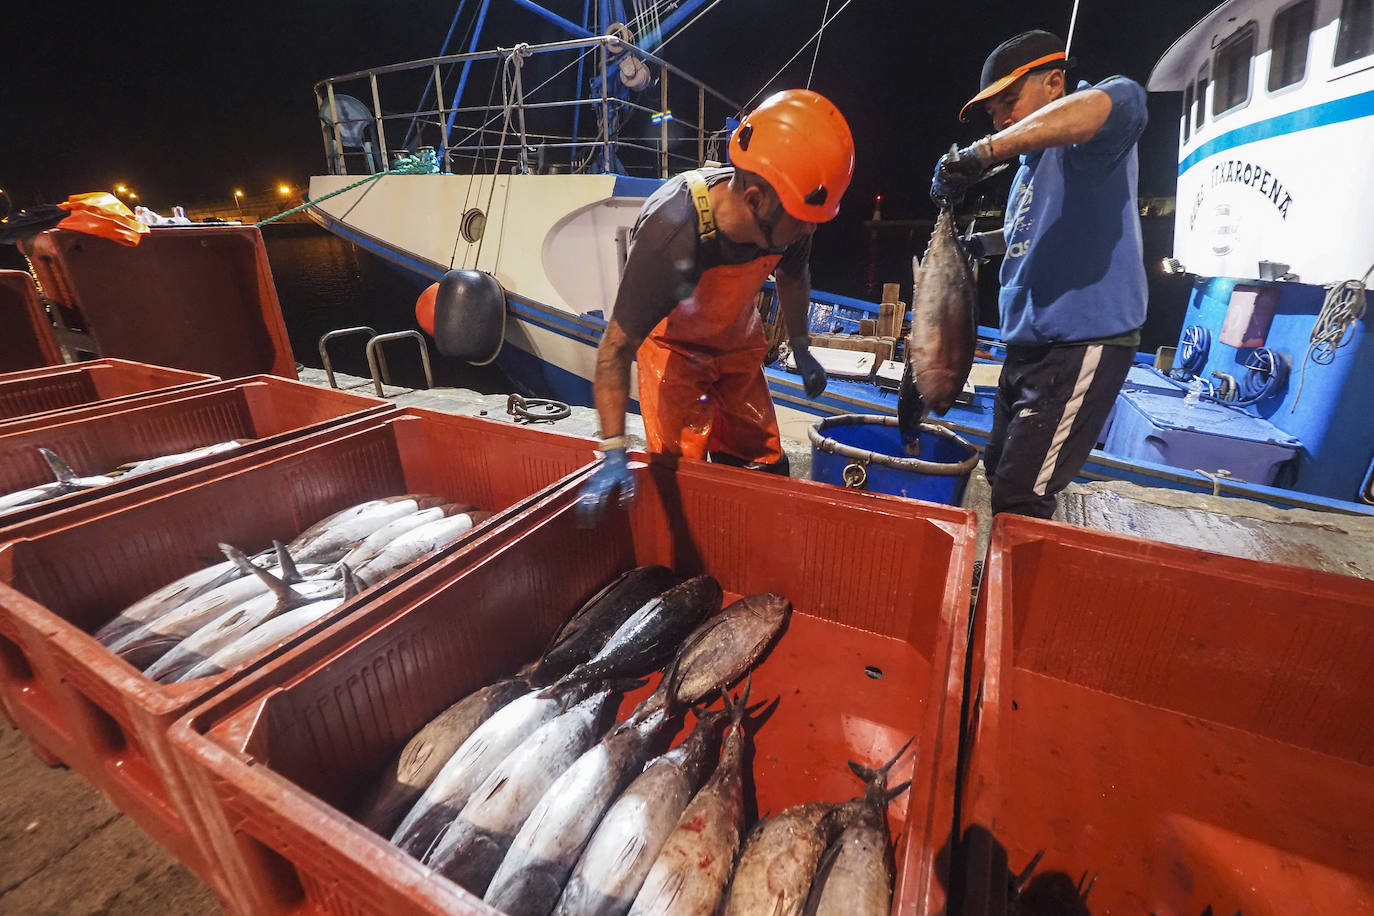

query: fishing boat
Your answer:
[305,0,1374,514]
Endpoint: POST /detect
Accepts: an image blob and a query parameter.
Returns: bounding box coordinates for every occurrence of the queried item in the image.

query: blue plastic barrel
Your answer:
[808,414,980,505]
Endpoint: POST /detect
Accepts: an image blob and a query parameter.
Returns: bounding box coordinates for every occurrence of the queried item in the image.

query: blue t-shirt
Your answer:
[999,76,1149,346]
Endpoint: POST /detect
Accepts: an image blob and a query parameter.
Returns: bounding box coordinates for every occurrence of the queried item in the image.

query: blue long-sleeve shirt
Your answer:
[999,76,1149,346]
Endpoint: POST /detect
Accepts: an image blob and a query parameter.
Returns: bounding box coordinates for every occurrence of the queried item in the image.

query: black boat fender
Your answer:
[416,268,506,365]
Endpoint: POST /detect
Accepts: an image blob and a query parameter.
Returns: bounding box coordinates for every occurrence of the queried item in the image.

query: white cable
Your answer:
[1291,261,1372,411]
[655,0,732,51]
[807,0,834,89]
[738,0,858,113]
[1065,0,1082,57]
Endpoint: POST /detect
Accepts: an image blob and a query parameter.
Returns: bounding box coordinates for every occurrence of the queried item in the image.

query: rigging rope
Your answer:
[254,151,438,227]
[738,0,858,113]
[1291,262,1372,411]
[806,0,834,89]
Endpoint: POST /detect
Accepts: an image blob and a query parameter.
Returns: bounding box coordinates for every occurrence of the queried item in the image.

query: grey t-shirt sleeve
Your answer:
[609,199,700,343]
[776,233,812,277]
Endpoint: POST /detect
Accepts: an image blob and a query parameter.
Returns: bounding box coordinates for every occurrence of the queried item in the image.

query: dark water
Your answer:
[261,224,512,392]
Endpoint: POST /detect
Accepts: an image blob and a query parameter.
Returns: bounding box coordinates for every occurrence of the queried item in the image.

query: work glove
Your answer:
[964,231,1006,261]
[791,336,827,399]
[930,137,998,206]
[575,445,636,528]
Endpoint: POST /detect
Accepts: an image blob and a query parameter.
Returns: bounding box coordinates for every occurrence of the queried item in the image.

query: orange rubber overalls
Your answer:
[635,171,784,464]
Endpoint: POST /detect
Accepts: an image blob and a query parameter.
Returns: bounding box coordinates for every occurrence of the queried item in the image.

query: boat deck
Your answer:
[5,369,1373,914]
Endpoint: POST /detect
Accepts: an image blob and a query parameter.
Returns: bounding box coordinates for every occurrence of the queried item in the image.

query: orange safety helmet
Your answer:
[729,89,854,223]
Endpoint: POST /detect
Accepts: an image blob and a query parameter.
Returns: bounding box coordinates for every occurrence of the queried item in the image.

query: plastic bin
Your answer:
[22,225,298,380]
[0,269,62,372]
[0,358,217,425]
[958,514,1374,916]
[0,375,391,533]
[809,414,980,506]
[170,457,976,916]
[1102,388,1302,484]
[0,409,597,908]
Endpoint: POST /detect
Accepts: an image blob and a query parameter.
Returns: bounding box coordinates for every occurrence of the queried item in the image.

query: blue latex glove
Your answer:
[791,338,827,399]
[575,448,636,528]
[930,138,997,206]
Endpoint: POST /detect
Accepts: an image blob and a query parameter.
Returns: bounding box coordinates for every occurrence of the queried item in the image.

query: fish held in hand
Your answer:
[899,205,977,443]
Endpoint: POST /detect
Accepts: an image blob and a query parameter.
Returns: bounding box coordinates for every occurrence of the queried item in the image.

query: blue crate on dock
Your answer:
[1103,389,1302,485]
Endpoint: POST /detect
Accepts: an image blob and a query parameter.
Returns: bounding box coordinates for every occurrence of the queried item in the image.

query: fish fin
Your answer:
[38,448,78,485]
[911,254,923,293]
[219,544,259,576]
[340,563,363,598]
[1012,848,1045,892]
[274,540,302,582]
[1078,869,1097,905]
[272,541,302,585]
[231,555,299,605]
[896,361,925,456]
[885,780,912,803]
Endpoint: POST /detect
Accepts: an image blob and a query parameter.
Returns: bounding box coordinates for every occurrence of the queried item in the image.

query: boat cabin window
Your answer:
[1182,80,1194,140]
[1194,64,1209,129]
[1335,0,1374,64]
[1212,23,1257,115]
[1269,0,1315,90]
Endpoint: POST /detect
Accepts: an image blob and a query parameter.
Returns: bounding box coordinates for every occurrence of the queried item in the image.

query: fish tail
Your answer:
[39,448,77,485]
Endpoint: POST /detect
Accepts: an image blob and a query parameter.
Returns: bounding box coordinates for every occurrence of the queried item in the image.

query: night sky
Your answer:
[3,0,1208,254]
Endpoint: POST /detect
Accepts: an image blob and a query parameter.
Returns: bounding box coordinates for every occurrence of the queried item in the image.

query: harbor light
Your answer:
[234,189,244,198]
[115,184,128,194]
[278,184,292,196]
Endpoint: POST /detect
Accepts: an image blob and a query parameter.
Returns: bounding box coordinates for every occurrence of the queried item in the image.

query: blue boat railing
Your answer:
[314,36,742,180]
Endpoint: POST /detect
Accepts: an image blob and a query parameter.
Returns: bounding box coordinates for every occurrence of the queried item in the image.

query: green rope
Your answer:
[255,149,440,227]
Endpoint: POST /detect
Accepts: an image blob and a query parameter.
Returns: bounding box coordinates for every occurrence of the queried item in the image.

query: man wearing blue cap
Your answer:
[931,30,1148,518]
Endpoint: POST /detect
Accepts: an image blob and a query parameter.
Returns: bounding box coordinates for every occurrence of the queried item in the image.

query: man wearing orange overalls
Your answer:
[576,89,855,526]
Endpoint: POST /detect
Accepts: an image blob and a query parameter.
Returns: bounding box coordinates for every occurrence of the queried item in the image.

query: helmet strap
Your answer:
[753,194,784,249]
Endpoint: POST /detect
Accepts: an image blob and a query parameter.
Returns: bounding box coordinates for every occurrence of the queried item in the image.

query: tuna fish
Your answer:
[559,576,723,686]
[352,510,492,587]
[141,549,342,682]
[803,739,915,916]
[170,566,362,682]
[0,448,115,513]
[93,552,267,647]
[628,685,754,916]
[337,503,470,570]
[722,802,844,916]
[554,710,729,916]
[108,544,323,668]
[391,682,596,859]
[427,690,623,896]
[629,593,789,725]
[481,709,671,914]
[899,205,977,440]
[286,495,447,564]
[113,440,245,478]
[355,676,531,837]
[530,566,683,687]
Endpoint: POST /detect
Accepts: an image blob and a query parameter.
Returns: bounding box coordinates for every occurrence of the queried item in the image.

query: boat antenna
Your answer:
[738,0,859,113]
[806,0,834,89]
[1065,0,1082,58]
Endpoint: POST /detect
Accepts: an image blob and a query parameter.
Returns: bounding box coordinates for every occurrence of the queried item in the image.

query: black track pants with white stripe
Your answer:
[983,341,1135,518]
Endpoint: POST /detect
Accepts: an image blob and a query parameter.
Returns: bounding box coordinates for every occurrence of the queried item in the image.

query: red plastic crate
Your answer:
[0,269,62,372]
[0,358,217,424]
[22,225,298,380]
[0,374,391,534]
[959,514,1374,916]
[170,457,976,916]
[0,409,597,908]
